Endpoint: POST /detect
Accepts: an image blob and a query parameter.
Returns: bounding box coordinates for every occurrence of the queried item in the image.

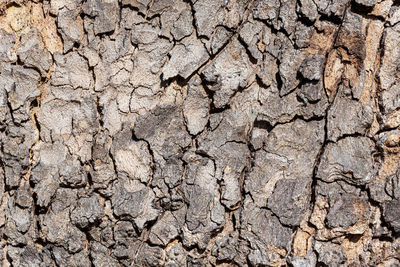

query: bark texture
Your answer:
[0,0,400,266]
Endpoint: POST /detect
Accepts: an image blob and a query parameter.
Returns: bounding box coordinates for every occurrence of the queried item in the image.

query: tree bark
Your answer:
[1,0,400,266]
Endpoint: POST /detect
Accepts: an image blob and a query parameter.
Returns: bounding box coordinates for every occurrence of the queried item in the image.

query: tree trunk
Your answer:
[1,0,400,266]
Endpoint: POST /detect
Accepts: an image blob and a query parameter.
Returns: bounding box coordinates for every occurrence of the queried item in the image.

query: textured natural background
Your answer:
[1,0,400,266]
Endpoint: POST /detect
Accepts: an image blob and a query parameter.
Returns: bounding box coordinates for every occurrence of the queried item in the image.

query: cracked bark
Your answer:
[1,0,400,266]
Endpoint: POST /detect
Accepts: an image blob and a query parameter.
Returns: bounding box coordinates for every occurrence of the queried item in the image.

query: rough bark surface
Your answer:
[0,0,400,266]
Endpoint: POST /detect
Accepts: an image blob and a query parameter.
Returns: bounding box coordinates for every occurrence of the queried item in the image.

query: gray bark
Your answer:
[1,0,400,266]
